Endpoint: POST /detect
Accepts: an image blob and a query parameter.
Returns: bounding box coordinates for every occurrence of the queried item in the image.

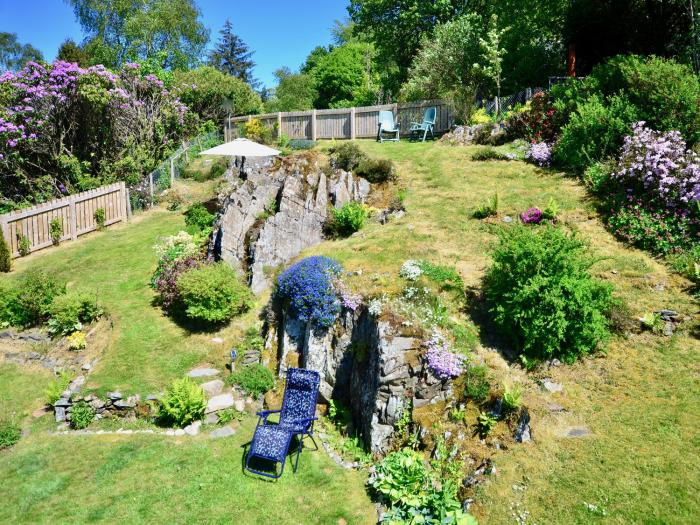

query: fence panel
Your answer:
[316,110,351,139]
[0,182,129,258]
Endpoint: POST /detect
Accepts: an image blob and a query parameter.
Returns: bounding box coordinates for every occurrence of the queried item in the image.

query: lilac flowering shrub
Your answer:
[520,207,543,224]
[424,331,464,380]
[524,142,551,167]
[275,256,343,329]
[0,61,190,210]
[604,123,699,254]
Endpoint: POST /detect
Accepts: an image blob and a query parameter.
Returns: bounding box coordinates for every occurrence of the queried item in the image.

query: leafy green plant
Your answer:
[370,449,429,507]
[176,263,253,325]
[228,363,275,398]
[418,260,464,290]
[158,377,206,427]
[289,139,316,150]
[70,401,95,430]
[640,312,665,334]
[94,207,106,229]
[328,399,352,429]
[501,383,523,413]
[325,201,370,238]
[184,203,215,234]
[216,408,244,425]
[47,291,103,336]
[483,226,613,363]
[45,371,72,406]
[473,192,499,219]
[50,217,63,245]
[541,198,559,222]
[0,234,11,272]
[476,411,498,437]
[354,158,397,183]
[0,421,21,449]
[449,406,466,423]
[242,118,273,144]
[17,233,30,257]
[464,365,491,404]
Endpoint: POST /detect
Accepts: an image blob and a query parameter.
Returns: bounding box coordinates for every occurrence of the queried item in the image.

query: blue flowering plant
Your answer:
[275,256,344,330]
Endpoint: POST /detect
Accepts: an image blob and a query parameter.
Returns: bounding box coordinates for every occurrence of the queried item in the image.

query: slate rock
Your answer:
[565,426,591,438]
[0,330,13,340]
[107,391,122,401]
[542,378,563,393]
[54,406,67,422]
[204,413,219,425]
[209,426,236,439]
[514,408,531,443]
[184,421,201,436]
[206,393,235,413]
[547,403,566,413]
[201,379,225,397]
[187,368,220,378]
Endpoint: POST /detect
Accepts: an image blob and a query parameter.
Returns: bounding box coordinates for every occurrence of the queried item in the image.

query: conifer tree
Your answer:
[208,20,257,86]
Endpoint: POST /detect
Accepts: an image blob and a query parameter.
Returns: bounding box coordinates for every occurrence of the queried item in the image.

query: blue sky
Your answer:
[0,0,348,87]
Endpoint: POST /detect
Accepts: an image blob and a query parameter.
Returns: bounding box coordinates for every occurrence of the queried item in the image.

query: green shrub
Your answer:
[228,363,275,398]
[47,291,103,336]
[70,401,95,430]
[242,118,273,144]
[417,260,464,290]
[473,192,499,219]
[553,94,638,171]
[354,158,397,183]
[216,408,244,425]
[158,377,206,427]
[583,161,616,195]
[94,208,106,229]
[325,202,370,238]
[184,203,215,234]
[0,421,21,449]
[541,198,559,223]
[45,371,72,405]
[13,270,66,327]
[588,55,700,145]
[176,263,253,325]
[329,142,367,171]
[208,158,228,180]
[50,217,63,245]
[463,365,490,404]
[483,226,613,363]
[370,449,429,507]
[17,234,30,257]
[470,147,510,161]
[668,246,700,289]
[0,234,11,272]
[289,139,316,150]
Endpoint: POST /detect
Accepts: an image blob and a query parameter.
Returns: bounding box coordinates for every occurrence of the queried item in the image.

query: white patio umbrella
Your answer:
[199,138,280,158]
[199,138,280,176]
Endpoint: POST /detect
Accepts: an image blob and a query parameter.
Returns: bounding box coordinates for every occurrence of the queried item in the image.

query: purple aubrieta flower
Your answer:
[520,207,543,224]
[525,142,552,167]
[424,331,464,380]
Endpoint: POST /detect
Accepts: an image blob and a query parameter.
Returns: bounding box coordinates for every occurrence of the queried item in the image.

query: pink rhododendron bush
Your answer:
[0,61,191,211]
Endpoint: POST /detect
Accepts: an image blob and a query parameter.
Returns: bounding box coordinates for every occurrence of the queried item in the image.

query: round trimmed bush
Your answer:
[483,225,613,364]
[275,256,342,329]
[176,262,252,325]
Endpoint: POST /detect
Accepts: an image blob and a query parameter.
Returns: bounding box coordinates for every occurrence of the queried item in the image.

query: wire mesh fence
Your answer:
[476,87,544,115]
[128,130,223,212]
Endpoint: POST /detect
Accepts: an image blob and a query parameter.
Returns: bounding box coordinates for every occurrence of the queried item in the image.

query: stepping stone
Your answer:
[234,399,245,412]
[184,421,201,436]
[204,413,219,425]
[542,379,563,393]
[205,393,234,413]
[209,426,236,439]
[565,426,591,438]
[201,379,224,397]
[211,337,224,344]
[187,367,220,378]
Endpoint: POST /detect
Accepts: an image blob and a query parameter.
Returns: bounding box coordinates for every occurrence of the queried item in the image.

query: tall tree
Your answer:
[67,0,208,69]
[0,32,43,71]
[57,38,91,66]
[207,20,256,86]
[311,42,379,108]
[265,67,317,112]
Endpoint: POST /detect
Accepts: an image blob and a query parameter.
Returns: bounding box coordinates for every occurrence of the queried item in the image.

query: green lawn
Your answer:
[0,142,698,524]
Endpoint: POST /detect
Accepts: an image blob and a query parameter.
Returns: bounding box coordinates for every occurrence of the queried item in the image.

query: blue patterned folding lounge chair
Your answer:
[245,367,320,479]
[409,107,437,142]
[377,110,400,142]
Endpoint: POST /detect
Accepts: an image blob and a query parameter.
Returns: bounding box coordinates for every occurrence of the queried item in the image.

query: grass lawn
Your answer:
[0,142,698,524]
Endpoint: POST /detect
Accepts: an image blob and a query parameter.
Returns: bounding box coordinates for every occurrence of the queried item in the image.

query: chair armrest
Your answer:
[256,409,281,417]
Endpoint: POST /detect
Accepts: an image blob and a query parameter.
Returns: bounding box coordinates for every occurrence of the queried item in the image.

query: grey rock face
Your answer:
[269,305,452,454]
[514,408,531,443]
[212,153,371,294]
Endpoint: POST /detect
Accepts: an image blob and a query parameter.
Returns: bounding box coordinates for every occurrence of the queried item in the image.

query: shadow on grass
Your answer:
[463,285,520,364]
[240,436,307,482]
[149,295,232,335]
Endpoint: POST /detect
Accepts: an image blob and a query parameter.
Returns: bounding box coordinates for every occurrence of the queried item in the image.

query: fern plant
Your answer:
[158,377,206,427]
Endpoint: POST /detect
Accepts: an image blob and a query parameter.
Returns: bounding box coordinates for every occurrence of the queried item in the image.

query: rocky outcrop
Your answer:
[267,305,452,454]
[212,153,370,293]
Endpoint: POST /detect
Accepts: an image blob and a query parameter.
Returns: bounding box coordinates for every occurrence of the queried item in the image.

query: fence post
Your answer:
[120,182,129,222]
[526,87,532,101]
[125,186,132,219]
[170,158,175,184]
[311,109,317,141]
[350,107,356,140]
[183,142,189,164]
[277,112,282,138]
[149,172,154,205]
[68,195,78,240]
[0,217,10,256]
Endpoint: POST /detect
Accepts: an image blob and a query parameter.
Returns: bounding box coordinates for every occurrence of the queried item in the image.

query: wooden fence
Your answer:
[224,100,454,141]
[0,182,129,258]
